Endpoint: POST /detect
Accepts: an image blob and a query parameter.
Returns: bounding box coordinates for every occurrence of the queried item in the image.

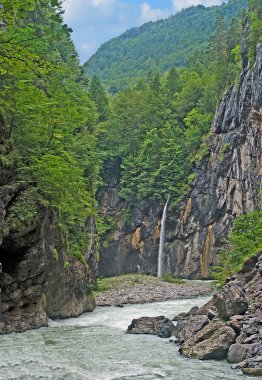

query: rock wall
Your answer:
[0,128,96,333]
[99,44,262,279]
[99,181,162,276]
[168,43,262,278]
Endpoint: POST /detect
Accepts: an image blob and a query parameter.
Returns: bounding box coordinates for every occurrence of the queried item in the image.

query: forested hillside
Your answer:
[84,0,248,92]
[96,8,246,209]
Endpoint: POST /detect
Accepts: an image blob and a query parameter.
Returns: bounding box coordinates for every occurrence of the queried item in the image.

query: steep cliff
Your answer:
[99,44,262,279]
[0,130,96,333]
[168,43,261,278]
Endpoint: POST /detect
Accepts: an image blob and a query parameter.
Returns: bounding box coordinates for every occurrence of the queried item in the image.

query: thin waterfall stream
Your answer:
[157,197,169,277]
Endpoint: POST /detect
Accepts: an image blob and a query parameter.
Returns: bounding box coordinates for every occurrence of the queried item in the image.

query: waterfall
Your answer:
[157,197,169,277]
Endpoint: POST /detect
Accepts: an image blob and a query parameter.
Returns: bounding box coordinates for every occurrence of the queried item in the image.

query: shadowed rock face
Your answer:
[98,44,262,279]
[0,202,96,334]
[0,133,96,334]
[173,251,262,375]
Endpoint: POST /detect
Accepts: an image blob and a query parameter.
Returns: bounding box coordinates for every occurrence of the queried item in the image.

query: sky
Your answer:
[62,0,226,63]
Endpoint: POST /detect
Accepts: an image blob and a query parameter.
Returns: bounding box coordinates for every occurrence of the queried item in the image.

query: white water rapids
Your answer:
[0,296,253,379]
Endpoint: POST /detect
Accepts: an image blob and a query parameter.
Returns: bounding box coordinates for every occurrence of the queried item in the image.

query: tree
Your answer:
[248,0,262,63]
[89,76,108,121]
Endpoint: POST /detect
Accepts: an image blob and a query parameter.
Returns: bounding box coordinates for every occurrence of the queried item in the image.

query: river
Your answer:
[0,296,254,379]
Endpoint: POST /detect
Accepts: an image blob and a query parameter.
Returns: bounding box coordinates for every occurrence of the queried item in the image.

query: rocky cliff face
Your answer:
[99,44,262,279]
[0,130,96,333]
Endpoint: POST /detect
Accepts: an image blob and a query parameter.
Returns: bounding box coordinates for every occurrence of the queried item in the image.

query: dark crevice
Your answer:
[0,247,27,275]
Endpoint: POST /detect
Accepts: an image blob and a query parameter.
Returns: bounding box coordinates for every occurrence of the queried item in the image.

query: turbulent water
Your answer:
[0,296,254,380]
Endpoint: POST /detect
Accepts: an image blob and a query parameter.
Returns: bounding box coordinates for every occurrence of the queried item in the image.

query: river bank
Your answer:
[95,274,213,306]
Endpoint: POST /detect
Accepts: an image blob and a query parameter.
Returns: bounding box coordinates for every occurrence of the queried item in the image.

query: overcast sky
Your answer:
[62,0,226,63]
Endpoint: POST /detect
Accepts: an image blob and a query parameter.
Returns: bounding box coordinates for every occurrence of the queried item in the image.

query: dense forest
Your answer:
[84,0,248,92]
[0,0,261,283]
[95,0,259,207]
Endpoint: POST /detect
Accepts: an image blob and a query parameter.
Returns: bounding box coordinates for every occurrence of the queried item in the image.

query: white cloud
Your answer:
[139,3,171,24]
[62,0,119,24]
[63,0,172,62]
[172,0,222,13]
[62,0,136,61]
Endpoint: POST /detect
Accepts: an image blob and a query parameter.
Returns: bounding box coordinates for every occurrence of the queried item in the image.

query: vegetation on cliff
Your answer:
[213,210,262,285]
[0,0,101,262]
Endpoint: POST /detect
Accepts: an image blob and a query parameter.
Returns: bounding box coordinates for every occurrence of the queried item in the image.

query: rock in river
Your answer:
[127,316,175,338]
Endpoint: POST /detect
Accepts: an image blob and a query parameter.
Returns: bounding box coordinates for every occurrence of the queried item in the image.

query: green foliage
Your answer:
[161,274,186,284]
[40,293,47,311]
[52,248,59,261]
[84,0,248,92]
[89,76,109,121]
[0,1,103,263]
[212,210,262,286]
[4,190,38,235]
[97,2,261,251]
[93,274,150,293]
[63,260,70,270]
[248,0,262,64]
[219,142,231,161]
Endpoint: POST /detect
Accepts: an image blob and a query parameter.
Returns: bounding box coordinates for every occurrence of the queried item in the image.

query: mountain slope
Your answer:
[84,0,248,92]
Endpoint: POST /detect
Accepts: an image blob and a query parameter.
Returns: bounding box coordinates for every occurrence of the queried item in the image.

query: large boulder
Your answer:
[227,343,250,364]
[126,316,175,338]
[175,315,209,344]
[180,321,236,360]
[213,282,248,320]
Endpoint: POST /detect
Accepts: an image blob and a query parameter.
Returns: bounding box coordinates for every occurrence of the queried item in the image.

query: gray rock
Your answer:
[242,318,262,336]
[0,203,96,334]
[226,318,243,333]
[173,312,188,321]
[227,343,249,364]
[127,316,175,338]
[180,321,236,360]
[176,315,209,343]
[207,309,217,320]
[213,282,248,320]
[173,319,188,337]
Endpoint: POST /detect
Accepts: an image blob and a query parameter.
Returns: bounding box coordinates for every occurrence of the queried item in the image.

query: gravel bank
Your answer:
[95,275,213,306]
